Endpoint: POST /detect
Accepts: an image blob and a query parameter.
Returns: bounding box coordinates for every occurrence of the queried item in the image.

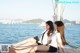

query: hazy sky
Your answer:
[0,0,80,21]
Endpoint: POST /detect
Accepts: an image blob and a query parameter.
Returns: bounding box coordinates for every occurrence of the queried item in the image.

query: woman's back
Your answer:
[49,32,62,48]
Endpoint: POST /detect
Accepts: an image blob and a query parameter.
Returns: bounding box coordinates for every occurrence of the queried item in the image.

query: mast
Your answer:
[52,0,64,21]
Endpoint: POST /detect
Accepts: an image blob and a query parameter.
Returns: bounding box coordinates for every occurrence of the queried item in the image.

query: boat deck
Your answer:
[0,44,80,53]
[37,48,80,53]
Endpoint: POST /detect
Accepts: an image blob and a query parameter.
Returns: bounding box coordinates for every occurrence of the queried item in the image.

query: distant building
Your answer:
[76,21,80,24]
[64,23,72,26]
[0,20,23,24]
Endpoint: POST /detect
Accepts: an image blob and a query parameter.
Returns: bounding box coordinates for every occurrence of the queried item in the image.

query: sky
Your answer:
[0,0,80,21]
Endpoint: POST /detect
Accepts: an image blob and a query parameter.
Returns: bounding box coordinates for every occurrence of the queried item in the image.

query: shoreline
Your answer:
[0,23,80,25]
[0,23,41,25]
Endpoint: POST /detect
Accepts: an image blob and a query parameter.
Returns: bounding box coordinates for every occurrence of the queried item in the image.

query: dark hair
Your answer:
[46,21,54,36]
[55,21,68,45]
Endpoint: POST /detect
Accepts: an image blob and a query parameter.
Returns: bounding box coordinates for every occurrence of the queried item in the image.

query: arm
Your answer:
[58,42,65,53]
[38,35,43,44]
[57,33,65,53]
[38,30,46,44]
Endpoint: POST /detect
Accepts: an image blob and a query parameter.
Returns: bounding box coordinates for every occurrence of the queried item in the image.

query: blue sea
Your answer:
[0,24,80,48]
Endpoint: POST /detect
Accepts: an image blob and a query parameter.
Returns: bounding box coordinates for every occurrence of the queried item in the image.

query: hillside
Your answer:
[22,19,45,24]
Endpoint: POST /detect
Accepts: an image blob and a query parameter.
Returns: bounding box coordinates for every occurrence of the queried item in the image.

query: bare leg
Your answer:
[9,45,50,53]
[13,38,37,47]
[31,45,50,52]
[13,45,37,53]
[22,45,50,53]
[15,45,50,53]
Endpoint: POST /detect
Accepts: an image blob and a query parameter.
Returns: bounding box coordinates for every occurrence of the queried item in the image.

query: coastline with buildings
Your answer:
[0,19,80,25]
[0,19,45,24]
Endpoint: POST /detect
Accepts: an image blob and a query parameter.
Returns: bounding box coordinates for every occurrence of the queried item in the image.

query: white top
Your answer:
[38,30,48,45]
[38,30,62,48]
[49,32,62,48]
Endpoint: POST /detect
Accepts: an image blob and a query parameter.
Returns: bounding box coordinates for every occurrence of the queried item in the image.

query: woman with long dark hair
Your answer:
[13,21,54,46]
[9,21,55,53]
[38,21,54,45]
[54,21,68,45]
[52,21,68,53]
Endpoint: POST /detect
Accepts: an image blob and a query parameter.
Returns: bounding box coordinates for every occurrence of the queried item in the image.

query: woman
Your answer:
[26,21,67,53]
[54,21,68,45]
[9,21,67,53]
[13,21,54,47]
[37,20,54,45]
[9,21,54,53]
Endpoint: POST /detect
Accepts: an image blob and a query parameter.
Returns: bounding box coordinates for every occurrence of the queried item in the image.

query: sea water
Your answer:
[0,24,80,48]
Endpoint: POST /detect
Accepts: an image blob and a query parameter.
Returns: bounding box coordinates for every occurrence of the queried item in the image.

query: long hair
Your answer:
[55,21,68,45]
[46,21,54,36]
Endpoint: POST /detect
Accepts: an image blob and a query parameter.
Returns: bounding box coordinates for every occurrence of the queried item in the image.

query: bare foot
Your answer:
[9,48,16,53]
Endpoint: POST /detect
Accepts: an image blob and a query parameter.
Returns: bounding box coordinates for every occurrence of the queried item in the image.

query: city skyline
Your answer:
[0,0,80,21]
